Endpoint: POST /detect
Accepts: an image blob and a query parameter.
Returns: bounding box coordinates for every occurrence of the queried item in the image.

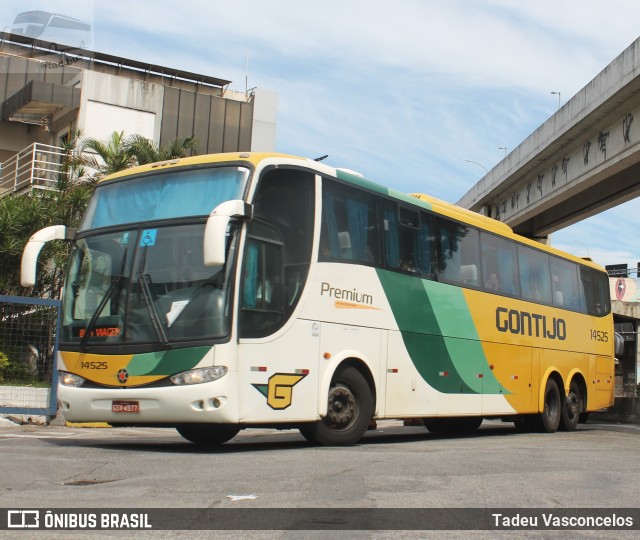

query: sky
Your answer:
[4,0,640,270]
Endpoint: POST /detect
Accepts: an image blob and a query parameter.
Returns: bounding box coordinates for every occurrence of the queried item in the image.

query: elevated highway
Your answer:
[457,37,640,241]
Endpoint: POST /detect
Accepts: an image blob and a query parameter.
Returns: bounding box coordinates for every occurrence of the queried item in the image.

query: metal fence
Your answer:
[0,295,60,417]
[0,142,65,197]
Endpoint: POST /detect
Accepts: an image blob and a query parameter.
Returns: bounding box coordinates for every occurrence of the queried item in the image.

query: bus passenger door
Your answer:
[236,220,319,423]
[237,320,320,423]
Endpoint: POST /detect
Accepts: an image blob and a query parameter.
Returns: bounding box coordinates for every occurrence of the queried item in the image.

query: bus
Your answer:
[21,152,616,445]
[7,11,91,50]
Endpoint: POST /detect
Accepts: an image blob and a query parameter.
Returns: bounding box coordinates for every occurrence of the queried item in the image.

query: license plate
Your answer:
[112,400,139,413]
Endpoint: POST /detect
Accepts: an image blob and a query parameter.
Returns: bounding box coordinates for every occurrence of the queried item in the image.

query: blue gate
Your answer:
[0,295,60,418]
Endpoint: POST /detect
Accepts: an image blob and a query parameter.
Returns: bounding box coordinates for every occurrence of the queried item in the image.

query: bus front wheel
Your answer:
[176,424,240,445]
[536,378,561,433]
[299,366,373,446]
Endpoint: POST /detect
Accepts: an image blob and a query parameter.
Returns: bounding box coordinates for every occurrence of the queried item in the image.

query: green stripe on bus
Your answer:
[127,346,210,376]
[422,280,503,393]
[335,169,390,196]
[377,269,504,394]
[334,170,433,210]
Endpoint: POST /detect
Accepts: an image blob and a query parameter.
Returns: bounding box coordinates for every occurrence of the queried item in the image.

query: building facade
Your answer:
[0,31,277,194]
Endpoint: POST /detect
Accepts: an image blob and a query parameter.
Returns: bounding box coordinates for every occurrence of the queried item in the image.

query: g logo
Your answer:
[252,373,307,410]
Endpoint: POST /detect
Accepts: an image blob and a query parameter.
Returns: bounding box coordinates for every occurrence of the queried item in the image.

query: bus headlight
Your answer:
[170,366,228,385]
[59,371,85,387]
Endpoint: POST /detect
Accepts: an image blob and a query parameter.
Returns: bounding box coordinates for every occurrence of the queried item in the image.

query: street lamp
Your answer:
[464,160,488,173]
[551,91,561,109]
[499,147,506,158]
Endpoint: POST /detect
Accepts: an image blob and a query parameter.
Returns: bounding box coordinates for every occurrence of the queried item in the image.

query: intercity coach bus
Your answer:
[21,152,615,445]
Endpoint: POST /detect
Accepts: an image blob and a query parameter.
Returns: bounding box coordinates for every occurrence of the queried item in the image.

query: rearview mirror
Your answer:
[203,200,253,267]
[21,225,75,287]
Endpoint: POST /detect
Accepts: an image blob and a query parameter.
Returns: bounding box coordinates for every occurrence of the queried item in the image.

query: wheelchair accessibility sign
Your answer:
[140,229,157,247]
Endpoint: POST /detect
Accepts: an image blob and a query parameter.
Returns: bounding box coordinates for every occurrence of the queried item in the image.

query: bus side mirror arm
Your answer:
[21,225,76,287]
[203,200,253,267]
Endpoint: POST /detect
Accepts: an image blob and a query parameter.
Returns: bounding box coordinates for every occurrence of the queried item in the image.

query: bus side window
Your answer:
[436,217,481,287]
[239,222,285,338]
[550,256,582,311]
[517,246,552,304]
[252,168,314,317]
[580,266,610,316]
[480,232,518,296]
[320,179,381,265]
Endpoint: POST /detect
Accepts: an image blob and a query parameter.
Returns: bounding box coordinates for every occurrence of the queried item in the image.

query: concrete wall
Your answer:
[0,122,49,157]
[159,86,255,155]
[78,71,164,144]
[251,88,277,152]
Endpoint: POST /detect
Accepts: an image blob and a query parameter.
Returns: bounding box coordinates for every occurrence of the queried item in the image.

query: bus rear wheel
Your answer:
[423,417,483,435]
[176,424,240,445]
[299,366,373,446]
[535,378,561,433]
[560,380,581,432]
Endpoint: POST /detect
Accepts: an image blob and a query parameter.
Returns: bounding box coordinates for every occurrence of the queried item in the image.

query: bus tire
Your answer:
[176,424,240,445]
[560,380,581,432]
[423,416,483,435]
[299,366,373,446]
[536,378,561,433]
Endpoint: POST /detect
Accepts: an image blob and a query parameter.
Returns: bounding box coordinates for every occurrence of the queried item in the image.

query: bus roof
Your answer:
[97,152,606,271]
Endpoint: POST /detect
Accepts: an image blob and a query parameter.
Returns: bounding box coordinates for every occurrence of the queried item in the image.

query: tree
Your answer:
[0,130,96,297]
[126,134,198,165]
[82,131,198,174]
[81,130,136,175]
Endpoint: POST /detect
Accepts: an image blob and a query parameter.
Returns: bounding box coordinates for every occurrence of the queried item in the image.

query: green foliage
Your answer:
[0,130,97,297]
[82,131,198,174]
[0,351,9,384]
[82,130,136,175]
[126,134,198,165]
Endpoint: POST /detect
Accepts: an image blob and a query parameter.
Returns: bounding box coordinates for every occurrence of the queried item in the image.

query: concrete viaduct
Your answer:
[457,36,640,242]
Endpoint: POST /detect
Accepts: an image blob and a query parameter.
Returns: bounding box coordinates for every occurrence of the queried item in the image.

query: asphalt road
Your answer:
[0,418,638,539]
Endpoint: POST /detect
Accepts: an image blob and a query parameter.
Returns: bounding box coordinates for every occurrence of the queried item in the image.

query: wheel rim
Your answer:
[566,390,579,420]
[326,383,357,429]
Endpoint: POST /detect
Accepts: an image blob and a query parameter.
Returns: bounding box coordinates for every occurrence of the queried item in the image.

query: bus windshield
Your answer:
[61,165,249,346]
[62,222,238,346]
[81,166,250,230]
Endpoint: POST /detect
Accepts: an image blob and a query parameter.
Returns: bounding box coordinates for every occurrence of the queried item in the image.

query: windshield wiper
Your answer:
[79,275,122,348]
[79,247,128,348]
[138,273,168,345]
